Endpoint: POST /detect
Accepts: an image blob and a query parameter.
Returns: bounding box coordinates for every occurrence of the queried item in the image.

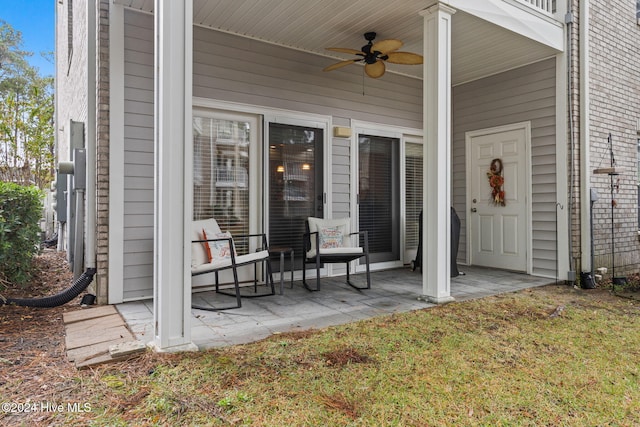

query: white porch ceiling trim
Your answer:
[444,0,564,51]
[114,0,564,85]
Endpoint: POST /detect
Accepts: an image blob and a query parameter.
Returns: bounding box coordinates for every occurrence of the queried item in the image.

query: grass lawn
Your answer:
[5,283,640,426]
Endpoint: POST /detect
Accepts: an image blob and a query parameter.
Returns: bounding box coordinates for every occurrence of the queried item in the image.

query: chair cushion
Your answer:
[306,247,364,258]
[191,249,269,275]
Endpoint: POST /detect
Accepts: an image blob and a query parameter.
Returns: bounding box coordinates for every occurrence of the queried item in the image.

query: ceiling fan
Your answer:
[322,32,423,79]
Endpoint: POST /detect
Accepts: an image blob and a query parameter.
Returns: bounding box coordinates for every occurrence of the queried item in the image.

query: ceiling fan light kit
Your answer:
[323,32,423,78]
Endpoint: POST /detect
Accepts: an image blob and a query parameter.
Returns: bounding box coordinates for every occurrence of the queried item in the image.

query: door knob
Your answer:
[471,208,477,213]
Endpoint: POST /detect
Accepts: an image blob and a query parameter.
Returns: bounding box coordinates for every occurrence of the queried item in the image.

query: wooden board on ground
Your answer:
[63,305,118,324]
[66,336,131,363]
[65,325,132,350]
[63,305,145,369]
[65,314,124,334]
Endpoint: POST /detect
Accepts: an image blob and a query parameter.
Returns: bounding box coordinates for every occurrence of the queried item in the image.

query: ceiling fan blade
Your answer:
[386,52,424,65]
[365,60,385,78]
[371,38,403,54]
[326,47,363,55]
[323,59,359,72]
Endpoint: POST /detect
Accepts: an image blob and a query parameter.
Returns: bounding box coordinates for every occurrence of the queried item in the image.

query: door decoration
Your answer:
[487,158,505,206]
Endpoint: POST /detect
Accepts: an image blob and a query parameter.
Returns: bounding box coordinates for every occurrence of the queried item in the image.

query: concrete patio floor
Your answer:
[117,265,557,350]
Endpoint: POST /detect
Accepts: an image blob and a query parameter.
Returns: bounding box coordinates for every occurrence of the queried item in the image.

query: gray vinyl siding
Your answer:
[331,117,352,219]
[120,10,422,300]
[123,10,154,300]
[453,58,557,278]
[332,140,351,216]
[331,118,352,276]
[192,26,422,129]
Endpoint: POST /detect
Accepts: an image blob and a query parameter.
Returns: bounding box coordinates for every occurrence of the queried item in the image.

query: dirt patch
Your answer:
[319,392,361,419]
[274,329,319,341]
[323,347,375,367]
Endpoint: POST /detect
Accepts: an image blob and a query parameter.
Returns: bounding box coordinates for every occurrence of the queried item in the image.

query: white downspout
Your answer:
[85,0,97,270]
[579,0,591,275]
[54,3,64,252]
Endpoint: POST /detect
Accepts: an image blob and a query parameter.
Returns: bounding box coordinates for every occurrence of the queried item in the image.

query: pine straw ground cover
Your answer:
[1,251,639,426]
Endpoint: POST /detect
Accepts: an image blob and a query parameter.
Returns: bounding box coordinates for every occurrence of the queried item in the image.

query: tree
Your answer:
[0,20,33,92]
[0,20,54,189]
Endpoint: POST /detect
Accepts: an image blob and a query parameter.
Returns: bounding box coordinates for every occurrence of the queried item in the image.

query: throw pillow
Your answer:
[201,228,213,263]
[319,226,343,249]
[210,231,233,261]
[201,230,233,263]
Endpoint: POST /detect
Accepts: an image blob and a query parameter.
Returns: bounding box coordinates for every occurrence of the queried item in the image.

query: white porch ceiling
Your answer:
[116,0,560,85]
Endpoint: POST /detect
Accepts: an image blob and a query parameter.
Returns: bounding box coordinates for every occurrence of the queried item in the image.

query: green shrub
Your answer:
[0,182,43,288]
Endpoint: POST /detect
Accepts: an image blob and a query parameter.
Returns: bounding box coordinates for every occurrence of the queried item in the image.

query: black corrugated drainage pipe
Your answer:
[0,268,96,308]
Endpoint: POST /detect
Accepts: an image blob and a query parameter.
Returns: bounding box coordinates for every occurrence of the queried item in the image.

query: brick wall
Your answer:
[56,0,111,300]
[587,0,640,275]
[56,0,88,163]
[96,0,110,303]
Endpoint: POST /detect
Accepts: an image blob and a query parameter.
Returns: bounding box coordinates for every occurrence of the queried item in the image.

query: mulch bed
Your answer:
[0,251,80,421]
[1,253,85,388]
[0,250,159,425]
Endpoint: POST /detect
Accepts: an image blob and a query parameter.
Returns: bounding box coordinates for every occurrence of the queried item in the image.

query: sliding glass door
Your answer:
[268,122,324,270]
[358,134,400,264]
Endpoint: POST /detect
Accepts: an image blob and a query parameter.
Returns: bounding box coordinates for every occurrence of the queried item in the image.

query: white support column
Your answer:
[151,0,196,352]
[419,3,456,304]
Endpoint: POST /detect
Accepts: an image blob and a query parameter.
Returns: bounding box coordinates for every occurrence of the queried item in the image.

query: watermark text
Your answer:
[2,401,91,414]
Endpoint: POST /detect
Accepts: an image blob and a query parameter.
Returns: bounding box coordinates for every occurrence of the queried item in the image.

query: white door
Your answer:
[467,123,529,272]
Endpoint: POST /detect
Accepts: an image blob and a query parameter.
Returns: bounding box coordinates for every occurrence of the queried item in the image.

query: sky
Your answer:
[0,0,56,77]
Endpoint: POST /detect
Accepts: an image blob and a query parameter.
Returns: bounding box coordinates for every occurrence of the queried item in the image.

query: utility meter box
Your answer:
[55,174,68,222]
[73,148,87,190]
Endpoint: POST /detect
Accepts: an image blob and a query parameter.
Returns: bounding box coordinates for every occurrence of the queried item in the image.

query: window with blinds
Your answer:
[405,142,423,250]
[193,115,252,253]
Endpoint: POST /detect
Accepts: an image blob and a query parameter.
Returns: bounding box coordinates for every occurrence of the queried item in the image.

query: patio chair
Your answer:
[191,218,275,310]
[302,217,371,291]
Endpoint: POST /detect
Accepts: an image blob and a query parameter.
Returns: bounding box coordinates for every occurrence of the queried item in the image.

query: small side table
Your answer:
[268,247,294,295]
